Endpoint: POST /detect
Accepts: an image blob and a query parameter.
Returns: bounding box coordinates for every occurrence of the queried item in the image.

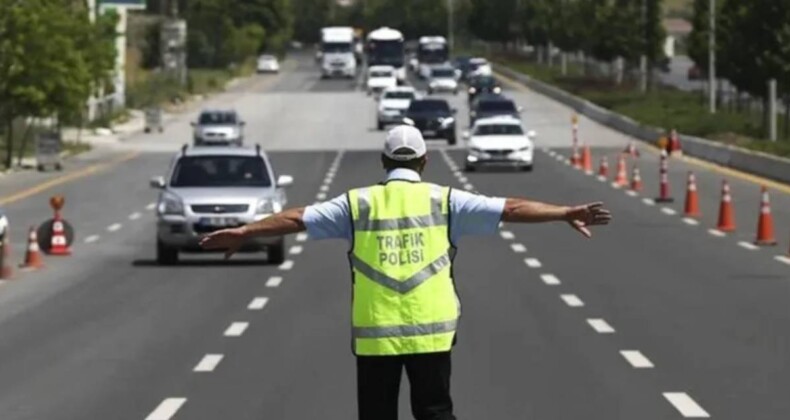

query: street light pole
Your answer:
[708,0,716,113]
[639,0,648,93]
[447,0,454,51]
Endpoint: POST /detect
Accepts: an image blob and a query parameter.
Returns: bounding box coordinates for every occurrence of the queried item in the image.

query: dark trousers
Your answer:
[356,351,456,420]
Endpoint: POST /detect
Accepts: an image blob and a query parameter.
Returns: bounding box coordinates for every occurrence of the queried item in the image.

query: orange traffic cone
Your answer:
[630,165,643,191]
[49,219,71,256]
[623,141,640,158]
[716,180,736,232]
[20,227,44,270]
[598,156,609,178]
[684,172,700,217]
[582,144,593,173]
[655,150,674,203]
[613,155,628,187]
[669,129,682,156]
[754,186,777,246]
[571,145,581,169]
[0,234,12,279]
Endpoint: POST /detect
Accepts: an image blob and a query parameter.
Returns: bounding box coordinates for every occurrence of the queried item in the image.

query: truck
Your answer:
[417,36,450,79]
[366,27,406,84]
[320,26,357,79]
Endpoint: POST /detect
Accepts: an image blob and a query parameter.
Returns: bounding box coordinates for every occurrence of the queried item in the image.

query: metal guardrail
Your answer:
[495,65,790,185]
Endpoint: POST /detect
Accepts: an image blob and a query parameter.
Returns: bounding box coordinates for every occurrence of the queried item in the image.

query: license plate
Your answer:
[198,217,239,227]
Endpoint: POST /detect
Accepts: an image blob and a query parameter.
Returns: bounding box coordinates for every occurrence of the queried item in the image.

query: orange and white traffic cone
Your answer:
[49,218,71,256]
[623,141,640,158]
[684,172,700,217]
[582,144,593,174]
[598,156,609,178]
[630,165,643,191]
[655,149,674,203]
[669,129,682,156]
[613,155,628,187]
[571,145,581,169]
[716,180,736,232]
[0,234,12,279]
[754,186,777,246]
[19,227,44,270]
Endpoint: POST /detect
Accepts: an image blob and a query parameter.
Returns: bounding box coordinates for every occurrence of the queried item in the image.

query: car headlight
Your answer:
[256,198,283,214]
[468,87,476,94]
[517,145,531,152]
[493,86,502,94]
[440,117,455,127]
[158,191,184,215]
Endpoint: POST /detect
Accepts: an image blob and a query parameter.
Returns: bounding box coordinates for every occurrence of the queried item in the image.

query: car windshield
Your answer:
[170,156,271,187]
[408,100,450,112]
[259,55,275,61]
[384,91,415,99]
[432,69,455,78]
[475,124,524,136]
[371,70,393,78]
[478,100,517,112]
[198,112,237,125]
[322,42,352,53]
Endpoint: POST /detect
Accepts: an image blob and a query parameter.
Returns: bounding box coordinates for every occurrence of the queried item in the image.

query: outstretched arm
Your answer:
[199,207,306,258]
[501,198,611,238]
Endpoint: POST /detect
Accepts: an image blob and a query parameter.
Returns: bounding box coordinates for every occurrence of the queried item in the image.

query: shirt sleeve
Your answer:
[302,194,352,242]
[448,189,506,245]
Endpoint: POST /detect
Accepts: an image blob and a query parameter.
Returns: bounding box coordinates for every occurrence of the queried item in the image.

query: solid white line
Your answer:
[540,274,561,285]
[587,318,615,333]
[775,255,790,265]
[560,294,584,307]
[224,322,249,337]
[316,192,327,200]
[510,243,527,253]
[663,393,710,418]
[642,198,656,206]
[320,185,330,192]
[458,176,468,183]
[682,217,699,226]
[738,241,759,251]
[146,202,156,211]
[620,350,654,368]
[266,276,283,287]
[499,230,515,240]
[625,190,638,197]
[289,245,303,255]
[145,398,187,420]
[463,184,474,191]
[107,223,122,232]
[84,235,100,243]
[278,260,294,270]
[524,258,542,268]
[129,212,141,220]
[296,232,308,242]
[193,354,224,372]
[661,207,677,215]
[708,229,726,237]
[248,297,269,310]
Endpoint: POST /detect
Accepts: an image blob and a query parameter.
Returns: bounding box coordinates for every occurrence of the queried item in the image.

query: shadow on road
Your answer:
[132,259,275,267]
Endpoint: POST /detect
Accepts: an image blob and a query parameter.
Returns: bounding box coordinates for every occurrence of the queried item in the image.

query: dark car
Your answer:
[467,75,502,103]
[403,99,457,145]
[469,95,521,126]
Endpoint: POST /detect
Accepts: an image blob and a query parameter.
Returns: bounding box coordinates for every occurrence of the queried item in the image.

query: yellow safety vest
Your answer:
[348,181,459,356]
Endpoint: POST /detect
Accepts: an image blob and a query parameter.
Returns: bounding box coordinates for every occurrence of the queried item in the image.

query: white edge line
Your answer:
[145,398,187,420]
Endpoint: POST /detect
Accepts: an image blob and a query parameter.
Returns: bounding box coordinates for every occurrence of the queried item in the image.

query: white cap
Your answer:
[384,125,427,161]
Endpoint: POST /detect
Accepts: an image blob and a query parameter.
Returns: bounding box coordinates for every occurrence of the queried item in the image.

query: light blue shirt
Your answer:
[303,168,506,246]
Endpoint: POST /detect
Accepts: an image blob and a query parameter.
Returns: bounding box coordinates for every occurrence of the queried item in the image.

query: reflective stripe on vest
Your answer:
[354,186,446,231]
[353,319,458,339]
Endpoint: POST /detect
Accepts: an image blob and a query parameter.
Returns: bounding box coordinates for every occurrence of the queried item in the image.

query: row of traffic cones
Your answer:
[0,224,71,279]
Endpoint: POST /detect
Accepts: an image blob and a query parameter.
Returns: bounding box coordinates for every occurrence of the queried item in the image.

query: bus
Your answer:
[366,27,406,84]
[417,36,450,79]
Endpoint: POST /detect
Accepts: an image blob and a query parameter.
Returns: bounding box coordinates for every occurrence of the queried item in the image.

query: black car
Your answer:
[469,95,521,126]
[403,99,457,145]
[467,75,502,103]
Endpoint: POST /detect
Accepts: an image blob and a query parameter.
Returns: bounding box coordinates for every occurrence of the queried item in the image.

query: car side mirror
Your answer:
[527,130,537,138]
[150,176,166,189]
[402,117,415,126]
[276,175,294,188]
[462,130,470,140]
[451,108,457,115]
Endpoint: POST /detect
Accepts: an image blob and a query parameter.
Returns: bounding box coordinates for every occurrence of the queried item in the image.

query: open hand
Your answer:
[564,202,611,238]
[199,227,247,259]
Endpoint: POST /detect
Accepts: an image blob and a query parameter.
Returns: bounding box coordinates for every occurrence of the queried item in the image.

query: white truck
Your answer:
[366,27,406,84]
[417,36,450,80]
[320,27,357,79]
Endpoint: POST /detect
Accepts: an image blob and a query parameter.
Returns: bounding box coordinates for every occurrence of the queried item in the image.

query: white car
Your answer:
[464,116,535,172]
[427,66,459,94]
[468,57,493,78]
[377,86,418,130]
[366,65,397,96]
[257,55,280,73]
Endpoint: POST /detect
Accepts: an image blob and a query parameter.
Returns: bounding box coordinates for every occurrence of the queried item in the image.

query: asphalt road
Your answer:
[0,52,787,419]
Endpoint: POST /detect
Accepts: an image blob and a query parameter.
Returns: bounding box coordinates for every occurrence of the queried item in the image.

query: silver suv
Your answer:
[150,145,293,265]
[191,109,245,146]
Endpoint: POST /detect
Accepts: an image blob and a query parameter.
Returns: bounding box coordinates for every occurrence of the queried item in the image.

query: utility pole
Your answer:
[639,0,648,93]
[447,0,454,51]
[708,0,717,113]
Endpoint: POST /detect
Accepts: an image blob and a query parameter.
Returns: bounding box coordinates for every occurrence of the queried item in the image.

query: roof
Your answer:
[367,27,403,41]
[474,115,522,126]
[418,36,447,44]
[369,65,395,71]
[180,145,264,157]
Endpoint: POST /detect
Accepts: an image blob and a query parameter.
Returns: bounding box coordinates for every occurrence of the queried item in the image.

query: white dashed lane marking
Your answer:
[625,190,638,197]
[145,398,187,420]
[682,218,699,226]
[499,230,515,240]
[278,260,294,271]
[587,318,615,333]
[248,297,269,310]
[266,276,283,287]
[129,212,141,220]
[289,245,303,255]
[463,184,474,191]
[193,354,224,372]
[663,393,710,418]
[620,350,655,368]
[296,232,308,242]
[146,202,156,211]
[524,258,542,268]
[316,192,327,200]
[540,274,561,285]
[708,229,726,237]
[320,185,330,192]
[642,198,655,206]
[107,223,122,232]
[510,243,527,253]
[597,176,607,182]
[560,294,584,307]
[737,241,758,251]
[458,176,468,183]
[775,255,790,265]
[223,322,249,337]
[661,207,677,215]
[84,235,100,244]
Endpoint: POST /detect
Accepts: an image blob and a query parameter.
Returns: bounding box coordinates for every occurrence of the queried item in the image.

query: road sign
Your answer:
[35,131,63,172]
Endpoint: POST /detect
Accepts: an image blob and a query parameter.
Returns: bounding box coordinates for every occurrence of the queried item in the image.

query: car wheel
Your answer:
[447,134,457,146]
[464,164,476,172]
[377,120,385,131]
[522,165,534,172]
[156,239,179,265]
[268,240,285,264]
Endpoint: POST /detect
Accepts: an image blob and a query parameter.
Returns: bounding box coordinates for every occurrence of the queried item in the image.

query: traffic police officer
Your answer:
[200,125,611,420]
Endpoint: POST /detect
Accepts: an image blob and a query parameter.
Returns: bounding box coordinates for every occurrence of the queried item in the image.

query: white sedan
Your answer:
[366,65,397,96]
[464,116,535,172]
[377,86,418,130]
[257,55,280,73]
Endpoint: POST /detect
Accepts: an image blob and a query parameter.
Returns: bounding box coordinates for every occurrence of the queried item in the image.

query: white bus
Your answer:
[417,36,450,79]
[320,26,357,79]
[366,27,406,84]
